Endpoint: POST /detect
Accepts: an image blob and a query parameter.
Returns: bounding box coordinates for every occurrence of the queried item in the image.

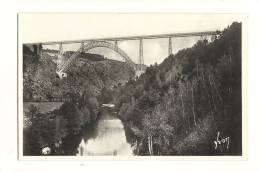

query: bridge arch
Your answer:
[59,41,136,73]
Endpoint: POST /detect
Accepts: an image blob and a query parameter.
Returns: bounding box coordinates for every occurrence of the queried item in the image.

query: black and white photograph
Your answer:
[18,13,245,158]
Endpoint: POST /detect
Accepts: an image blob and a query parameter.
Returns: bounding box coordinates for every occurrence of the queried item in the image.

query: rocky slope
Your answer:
[23,47,135,101]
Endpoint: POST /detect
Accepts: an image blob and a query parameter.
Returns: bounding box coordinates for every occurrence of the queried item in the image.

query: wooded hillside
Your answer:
[115,22,242,155]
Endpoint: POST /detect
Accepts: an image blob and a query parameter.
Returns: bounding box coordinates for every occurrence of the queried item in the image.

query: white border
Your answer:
[18,13,248,161]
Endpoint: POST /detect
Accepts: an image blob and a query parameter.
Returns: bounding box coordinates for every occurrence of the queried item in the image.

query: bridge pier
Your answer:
[114,40,119,56]
[168,37,172,56]
[200,35,206,41]
[56,42,67,79]
[135,39,145,78]
[115,40,118,49]
[57,42,63,72]
[27,44,42,59]
[139,38,144,71]
[81,42,84,53]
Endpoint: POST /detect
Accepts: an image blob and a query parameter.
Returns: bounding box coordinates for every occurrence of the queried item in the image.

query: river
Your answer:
[76,105,133,156]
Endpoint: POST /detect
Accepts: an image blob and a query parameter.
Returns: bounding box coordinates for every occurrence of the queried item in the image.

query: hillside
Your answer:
[23,47,135,155]
[115,22,242,155]
[23,49,135,101]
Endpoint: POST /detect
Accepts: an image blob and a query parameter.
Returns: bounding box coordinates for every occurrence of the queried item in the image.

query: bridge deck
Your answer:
[24,31,221,45]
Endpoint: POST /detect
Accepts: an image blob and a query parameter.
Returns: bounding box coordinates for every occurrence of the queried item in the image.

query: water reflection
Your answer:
[77,111,133,156]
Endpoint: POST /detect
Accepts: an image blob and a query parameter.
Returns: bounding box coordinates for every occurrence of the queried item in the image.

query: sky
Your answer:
[20,14,243,66]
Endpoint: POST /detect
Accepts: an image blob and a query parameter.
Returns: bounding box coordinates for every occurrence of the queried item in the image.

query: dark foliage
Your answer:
[23,91,100,155]
[115,22,242,155]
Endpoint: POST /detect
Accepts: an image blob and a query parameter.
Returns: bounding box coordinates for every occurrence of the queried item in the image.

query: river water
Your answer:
[76,106,133,156]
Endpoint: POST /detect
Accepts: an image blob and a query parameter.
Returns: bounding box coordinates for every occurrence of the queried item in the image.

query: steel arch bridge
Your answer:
[27,30,222,79]
[57,41,136,75]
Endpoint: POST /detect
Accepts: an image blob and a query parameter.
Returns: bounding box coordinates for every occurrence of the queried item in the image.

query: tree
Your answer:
[27,104,39,122]
[99,87,113,104]
[142,106,174,155]
[59,102,82,135]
